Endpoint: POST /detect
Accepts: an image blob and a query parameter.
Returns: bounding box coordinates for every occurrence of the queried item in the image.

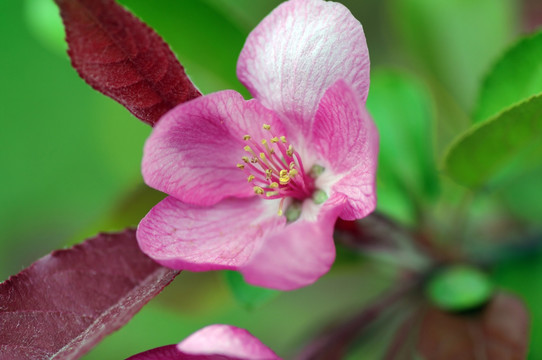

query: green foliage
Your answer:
[474,30,542,123]
[389,0,517,111]
[493,250,542,360]
[426,265,493,312]
[498,166,542,224]
[443,95,542,189]
[224,271,279,309]
[367,69,438,224]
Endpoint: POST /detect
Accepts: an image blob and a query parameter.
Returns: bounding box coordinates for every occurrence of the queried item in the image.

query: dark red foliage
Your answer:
[0,229,179,360]
[417,293,529,360]
[524,0,542,32]
[55,0,201,126]
[126,344,239,360]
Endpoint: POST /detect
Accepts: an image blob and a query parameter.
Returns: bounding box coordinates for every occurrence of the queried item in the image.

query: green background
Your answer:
[2,0,542,358]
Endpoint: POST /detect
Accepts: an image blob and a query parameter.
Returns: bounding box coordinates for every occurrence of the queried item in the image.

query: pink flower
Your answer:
[127,324,280,360]
[137,0,378,290]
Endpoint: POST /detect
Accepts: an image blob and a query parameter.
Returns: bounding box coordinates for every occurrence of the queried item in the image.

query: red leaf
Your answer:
[55,0,201,126]
[417,293,529,360]
[0,229,179,359]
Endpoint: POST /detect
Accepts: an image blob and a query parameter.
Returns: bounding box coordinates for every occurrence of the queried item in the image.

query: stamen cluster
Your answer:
[236,124,314,215]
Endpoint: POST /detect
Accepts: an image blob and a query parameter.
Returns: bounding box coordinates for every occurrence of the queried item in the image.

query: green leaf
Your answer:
[493,249,542,359]
[474,30,542,123]
[443,94,542,189]
[426,265,493,312]
[498,166,542,224]
[389,0,517,111]
[224,271,279,309]
[366,69,438,224]
[24,0,66,55]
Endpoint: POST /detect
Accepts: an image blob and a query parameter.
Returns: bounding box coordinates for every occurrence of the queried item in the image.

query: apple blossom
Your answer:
[137,0,378,290]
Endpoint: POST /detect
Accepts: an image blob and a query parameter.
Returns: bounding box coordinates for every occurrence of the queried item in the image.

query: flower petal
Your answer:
[142,91,285,206]
[126,325,279,360]
[240,208,337,291]
[178,325,280,360]
[312,80,378,220]
[237,0,370,144]
[137,196,285,271]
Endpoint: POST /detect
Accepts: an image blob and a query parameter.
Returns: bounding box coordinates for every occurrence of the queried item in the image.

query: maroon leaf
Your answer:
[524,0,542,32]
[0,229,179,359]
[417,292,529,360]
[55,0,201,126]
[126,345,181,360]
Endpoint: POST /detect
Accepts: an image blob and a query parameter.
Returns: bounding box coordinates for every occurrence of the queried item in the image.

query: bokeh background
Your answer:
[1,0,541,358]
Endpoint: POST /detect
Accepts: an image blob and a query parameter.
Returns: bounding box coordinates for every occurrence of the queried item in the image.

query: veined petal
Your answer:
[178,325,279,360]
[240,207,338,291]
[126,325,279,360]
[142,91,285,206]
[312,80,378,220]
[237,0,370,145]
[136,196,285,271]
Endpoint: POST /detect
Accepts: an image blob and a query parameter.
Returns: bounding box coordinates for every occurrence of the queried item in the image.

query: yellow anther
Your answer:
[289,169,298,177]
[280,136,287,143]
[236,163,245,169]
[289,162,295,169]
[250,157,258,163]
[261,139,267,145]
[243,135,251,140]
[279,175,290,185]
[242,156,250,163]
[278,209,283,216]
[263,124,271,130]
[286,145,294,157]
[265,169,273,180]
[279,169,288,177]
[266,191,279,197]
[253,186,264,195]
[271,137,279,143]
[269,182,279,188]
[244,145,253,153]
[247,175,255,182]
[260,152,266,160]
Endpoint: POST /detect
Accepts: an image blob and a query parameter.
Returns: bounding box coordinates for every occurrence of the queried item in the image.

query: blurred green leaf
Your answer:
[24,0,66,55]
[492,248,542,359]
[443,95,542,189]
[498,166,542,225]
[474,30,542,123]
[366,69,438,224]
[224,271,279,310]
[389,0,518,112]
[426,265,493,312]
[201,0,282,33]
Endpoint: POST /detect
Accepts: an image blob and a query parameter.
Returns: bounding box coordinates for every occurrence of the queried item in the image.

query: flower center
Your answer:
[236,124,315,216]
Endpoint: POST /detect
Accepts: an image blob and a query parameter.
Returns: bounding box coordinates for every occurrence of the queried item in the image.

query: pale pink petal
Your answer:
[178,325,280,360]
[240,207,338,291]
[311,80,378,220]
[142,91,285,206]
[126,325,279,360]
[136,196,285,271]
[237,0,370,144]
